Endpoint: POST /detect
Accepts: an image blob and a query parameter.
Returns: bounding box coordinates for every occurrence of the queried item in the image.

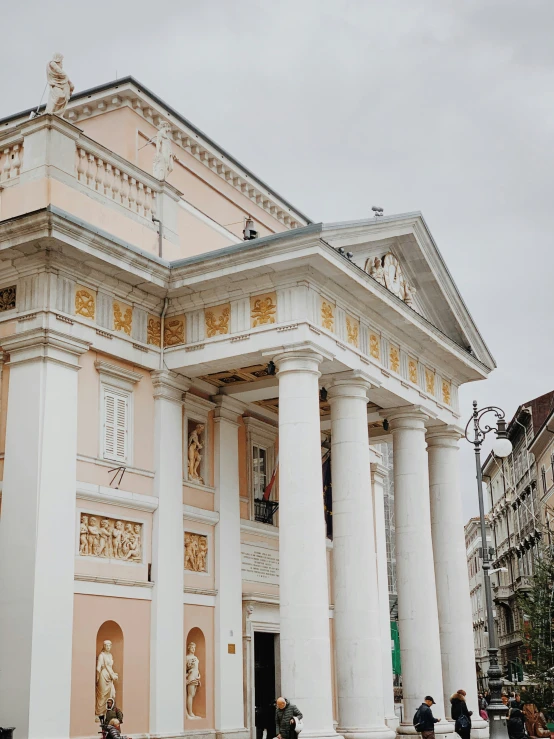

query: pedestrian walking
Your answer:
[507,708,527,739]
[275,696,303,739]
[413,696,441,739]
[450,689,472,739]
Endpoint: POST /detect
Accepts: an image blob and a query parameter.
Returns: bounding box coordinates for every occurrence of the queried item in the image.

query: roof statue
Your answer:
[365,252,419,313]
[45,53,74,118]
[153,121,174,181]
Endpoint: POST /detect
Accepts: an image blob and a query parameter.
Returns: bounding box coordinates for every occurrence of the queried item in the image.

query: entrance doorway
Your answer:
[254,632,277,739]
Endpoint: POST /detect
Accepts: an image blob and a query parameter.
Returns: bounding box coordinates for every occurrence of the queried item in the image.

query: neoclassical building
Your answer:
[0,74,494,739]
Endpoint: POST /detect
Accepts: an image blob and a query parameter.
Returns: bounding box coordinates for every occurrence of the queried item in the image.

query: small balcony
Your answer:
[254,498,279,525]
[515,574,532,591]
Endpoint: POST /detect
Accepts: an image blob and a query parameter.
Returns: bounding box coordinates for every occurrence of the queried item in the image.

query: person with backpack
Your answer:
[450,690,472,739]
[414,696,441,739]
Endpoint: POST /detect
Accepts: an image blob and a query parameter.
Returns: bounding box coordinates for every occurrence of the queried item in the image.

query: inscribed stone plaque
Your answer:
[241,542,279,585]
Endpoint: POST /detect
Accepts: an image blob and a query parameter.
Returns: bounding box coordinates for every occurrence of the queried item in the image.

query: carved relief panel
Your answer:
[75,285,96,320]
[184,532,208,573]
[345,315,359,348]
[250,292,277,327]
[147,315,162,346]
[320,299,335,331]
[79,513,142,562]
[164,315,185,346]
[205,303,230,337]
[0,285,16,312]
[113,301,133,336]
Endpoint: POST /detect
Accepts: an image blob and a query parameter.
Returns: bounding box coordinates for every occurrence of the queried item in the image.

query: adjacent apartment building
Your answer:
[465,516,492,691]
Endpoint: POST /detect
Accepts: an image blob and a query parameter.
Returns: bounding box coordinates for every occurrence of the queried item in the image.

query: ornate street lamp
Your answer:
[464,401,513,739]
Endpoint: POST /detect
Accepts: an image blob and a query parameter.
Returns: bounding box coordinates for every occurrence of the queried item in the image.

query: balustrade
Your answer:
[76,145,156,220]
[0,142,23,181]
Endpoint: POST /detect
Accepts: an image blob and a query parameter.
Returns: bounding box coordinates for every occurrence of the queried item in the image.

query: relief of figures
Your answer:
[184,532,208,573]
[79,514,142,562]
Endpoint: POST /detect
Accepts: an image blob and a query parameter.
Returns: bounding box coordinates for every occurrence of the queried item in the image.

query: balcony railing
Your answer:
[254,499,279,525]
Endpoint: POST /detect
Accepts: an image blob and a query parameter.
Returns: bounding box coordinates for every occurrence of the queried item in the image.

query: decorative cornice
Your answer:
[212,394,247,424]
[77,481,158,512]
[151,369,191,401]
[2,327,90,369]
[183,504,219,525]
[95,359,143,385]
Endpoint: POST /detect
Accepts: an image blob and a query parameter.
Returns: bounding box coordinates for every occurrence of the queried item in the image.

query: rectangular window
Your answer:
[551,453,554,481]
[542,465,547,494]
[252,444,267,499]
[102,386,130,464]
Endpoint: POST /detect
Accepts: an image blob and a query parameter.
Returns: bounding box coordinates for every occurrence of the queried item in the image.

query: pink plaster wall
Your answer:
[184,604,215,729]
[183,485,215,510]
[70,594,150,738]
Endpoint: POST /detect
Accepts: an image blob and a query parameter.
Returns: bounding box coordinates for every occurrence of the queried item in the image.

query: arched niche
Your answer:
[96,620,124,713]
[185,627,206,719]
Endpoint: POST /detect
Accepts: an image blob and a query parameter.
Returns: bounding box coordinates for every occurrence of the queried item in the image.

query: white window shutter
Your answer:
[103,388,128,463]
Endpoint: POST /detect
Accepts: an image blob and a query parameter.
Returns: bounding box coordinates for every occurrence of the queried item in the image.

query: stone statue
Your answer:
[80,514,89,555]
[88,516,101,557]
[366,256,385,286]
[45,53,74,118]
[188,424,205,484]
[78,514,142,562]
[404,281,417,308]
[184,533,208,572]
[185,641,201,719]
[197,537,207,572]
[95,640,118,720]
[153,121,174,180]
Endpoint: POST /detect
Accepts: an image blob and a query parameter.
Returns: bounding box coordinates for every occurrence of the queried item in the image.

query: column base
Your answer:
[469,718,489,739]
[215,729,250,739]
[397,721,454,735]
[339,726,396,739]
[300,730,342,739]
[385,716,400,732]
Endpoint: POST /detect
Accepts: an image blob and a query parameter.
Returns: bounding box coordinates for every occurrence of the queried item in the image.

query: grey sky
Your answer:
[2,0,552,519]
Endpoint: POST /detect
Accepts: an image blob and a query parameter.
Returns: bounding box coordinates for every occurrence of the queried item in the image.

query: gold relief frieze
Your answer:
[369,333,380,360]
[251,292,277,327]
[205,303,230,337]
[113,301,132,336]
[442,380,451,406]
[346,315,359,347]
[147,315,162,347]
[425,368,436,395]
[184,532,208,572]
[75,285,96,320]
[321,300,335,331]
[79,513,142,562]
[389,345,400,373]
[164,315,185,346]
[0,285,16,312]
[408,357,418,384]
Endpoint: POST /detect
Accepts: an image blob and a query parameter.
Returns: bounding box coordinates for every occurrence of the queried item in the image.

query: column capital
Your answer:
[151,369,191,402]
[2,327,91,370]
[326,370,379,402]
[265,341,333,377]
[382,405,432,430]
[426,425,463,448]
[212,394,246,425]
[370,461,389,483]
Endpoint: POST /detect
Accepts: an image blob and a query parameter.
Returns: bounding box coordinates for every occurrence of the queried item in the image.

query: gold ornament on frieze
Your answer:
[346,315,359,347]
[408,358,418,384]
[164,315,185,346]
[75,286,96,319]
[113,301,132,335]
[184,532,208,572]
[251,292,277,327]
[425,368,435,395]
[442,380,451,406]
[389,345,400,373]
[205,303,230,337]
[0,285,16,312]
[369,333,380,360]
[79,513,142,562]
[147,316,162,347]
[321,300,335,331]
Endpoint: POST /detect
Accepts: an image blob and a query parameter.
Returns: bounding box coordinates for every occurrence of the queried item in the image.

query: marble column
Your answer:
[369,453,399,731]
[274,346,338,739]
[388,409,452,735]
[427,428,488,738]
[0,328,89,739]
[150,370,188,737]
[328,374,394,739]
[213,395,248,739]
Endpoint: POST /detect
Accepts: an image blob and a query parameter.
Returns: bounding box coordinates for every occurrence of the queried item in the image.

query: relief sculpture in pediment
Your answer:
[365,252,418,312]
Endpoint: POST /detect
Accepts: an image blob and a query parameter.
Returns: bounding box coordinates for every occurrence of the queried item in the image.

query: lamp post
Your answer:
[464,400,513,739]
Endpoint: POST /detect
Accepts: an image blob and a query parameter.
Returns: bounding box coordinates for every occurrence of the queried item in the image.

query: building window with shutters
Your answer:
[101,384,132,464]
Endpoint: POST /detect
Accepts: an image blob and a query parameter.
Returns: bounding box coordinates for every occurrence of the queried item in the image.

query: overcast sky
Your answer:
[2,0,552,519]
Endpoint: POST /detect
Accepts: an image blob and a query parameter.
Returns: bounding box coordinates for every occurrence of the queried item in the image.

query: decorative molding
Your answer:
[94,359,143,386]
[183,504,219,525]
[76,481,158,512]
[113,300,132,335]
[251,292,277,328]
[164,314,185,346]
[205,303,230,337]
[76,454,155,479]
[74,576,152,601]
[240,519,279,540]
[75,285,96,320]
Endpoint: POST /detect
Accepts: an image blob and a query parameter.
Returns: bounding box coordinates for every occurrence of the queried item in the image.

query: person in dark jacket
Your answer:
[275,697,303,739]
[510,694,524,711]
[450,690,472,739]
[105,718,122,739]
[507,708,527,739]
[104,699,124,727]
[416,696,441,739]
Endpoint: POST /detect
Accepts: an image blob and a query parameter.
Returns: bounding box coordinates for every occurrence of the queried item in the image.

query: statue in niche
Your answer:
[153,121,174,181]
[185,641,201,719]
[95,640,118,721]
[188,424,205,484]
[366,256,385,286]
[45,53,74,117]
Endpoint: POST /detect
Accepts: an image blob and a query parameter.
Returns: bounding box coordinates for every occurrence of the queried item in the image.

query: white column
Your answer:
[427,428,488,738]
[329,374,394,739]
[150,370,188,737]
[369,453,399,732]
[388,409,452,735]
[274,346,337,739]
[213,395,248,739]
[0,328,89,739]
